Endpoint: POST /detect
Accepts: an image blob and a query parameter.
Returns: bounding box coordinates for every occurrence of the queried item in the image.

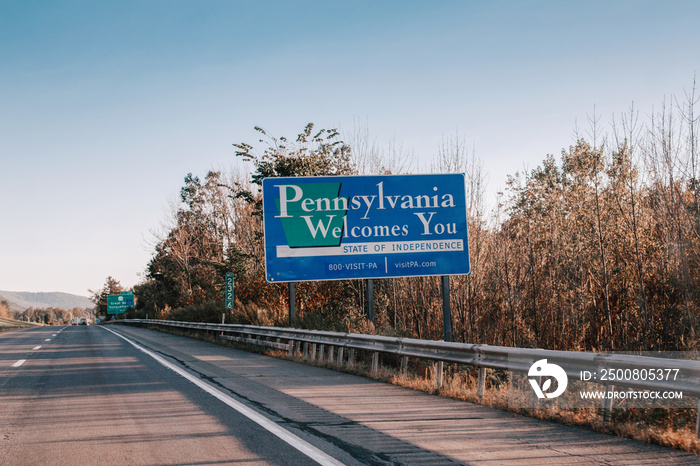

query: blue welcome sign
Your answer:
[262,174,470,282]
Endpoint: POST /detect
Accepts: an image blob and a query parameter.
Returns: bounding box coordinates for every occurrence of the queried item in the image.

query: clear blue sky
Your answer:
[1,0,698,297]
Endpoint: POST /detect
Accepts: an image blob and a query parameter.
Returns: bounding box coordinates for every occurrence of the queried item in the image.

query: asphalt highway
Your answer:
[1,325,698,465]
[0,325,334,465]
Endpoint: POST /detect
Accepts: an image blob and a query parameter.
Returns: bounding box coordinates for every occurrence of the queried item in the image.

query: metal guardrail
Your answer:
[112,318,700,437]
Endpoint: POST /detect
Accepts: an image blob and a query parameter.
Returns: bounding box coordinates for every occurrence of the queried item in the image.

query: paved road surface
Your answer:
[0,325,327,465]
[1,325,698,465]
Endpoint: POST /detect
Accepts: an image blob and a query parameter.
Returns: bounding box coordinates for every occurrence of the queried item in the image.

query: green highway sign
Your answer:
[107,291,134,314]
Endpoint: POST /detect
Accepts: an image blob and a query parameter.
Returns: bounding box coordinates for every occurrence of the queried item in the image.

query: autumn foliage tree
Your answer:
[231,124,362,327]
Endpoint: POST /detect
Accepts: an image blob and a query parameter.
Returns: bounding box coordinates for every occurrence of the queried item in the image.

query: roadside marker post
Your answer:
[225,273,234,311]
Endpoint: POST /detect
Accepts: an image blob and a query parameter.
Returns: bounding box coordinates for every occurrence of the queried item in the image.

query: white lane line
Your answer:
[12,360,26,368]
[102,326,345,466]
[52,334,57,337]
[45,339,51,342]
[33,346,42,350]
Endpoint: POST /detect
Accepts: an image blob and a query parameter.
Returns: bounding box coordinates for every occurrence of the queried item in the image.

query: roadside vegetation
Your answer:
[0,300,46,329]
[0,315,43,331]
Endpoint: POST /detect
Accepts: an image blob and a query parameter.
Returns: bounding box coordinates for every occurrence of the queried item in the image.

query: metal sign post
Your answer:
[441,275,451,342]
[367,279,374,323]
[289,282,296,325]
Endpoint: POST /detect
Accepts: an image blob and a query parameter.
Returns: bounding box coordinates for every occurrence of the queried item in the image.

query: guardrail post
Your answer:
[303,342,309,359]
[601,385,614,424]
[337,347,344,367]
[295,341,301,357]
[477,367,486,398]
[400,356,408,377]
[348,348,355,367]
[318,344,325,362]
[288,339,294,356]
[436,361,444,388]
[327,346,334,364]
[371,351,379,373]
[310,343,317,360]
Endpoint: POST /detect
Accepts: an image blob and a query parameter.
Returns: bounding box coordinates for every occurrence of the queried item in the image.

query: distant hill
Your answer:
[0,291,94,312]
